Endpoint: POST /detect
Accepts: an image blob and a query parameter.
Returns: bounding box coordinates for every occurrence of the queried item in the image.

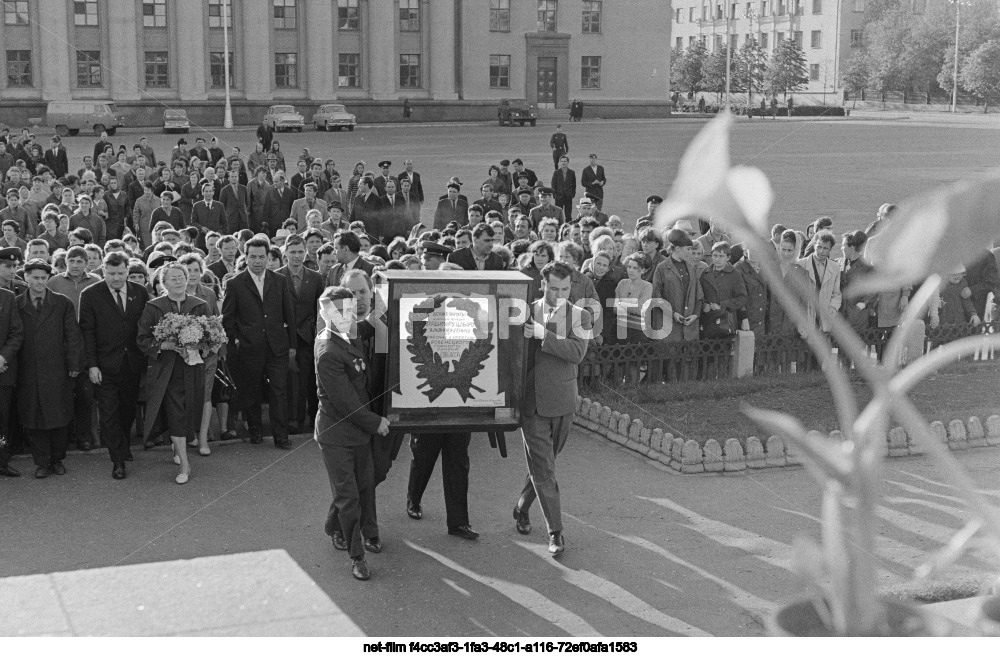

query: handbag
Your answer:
[701,308,733,339]
[211,358,235,405]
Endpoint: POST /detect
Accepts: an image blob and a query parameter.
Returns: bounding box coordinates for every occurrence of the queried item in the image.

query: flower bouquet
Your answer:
[153,313,228,366]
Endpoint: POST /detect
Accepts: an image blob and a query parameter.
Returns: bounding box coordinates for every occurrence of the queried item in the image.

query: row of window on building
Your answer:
[4,49,605,91]
[673,0,925,21]
[674,27,868,52]
[2,0,608,34]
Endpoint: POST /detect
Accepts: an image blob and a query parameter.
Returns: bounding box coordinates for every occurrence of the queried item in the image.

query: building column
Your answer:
[37,0,70,100]
[366,0,396,100]
[106,0,141,100]
[175,0,207,100]
[306,0,335,100]
[242,1,271,100]
[429,0,457,99]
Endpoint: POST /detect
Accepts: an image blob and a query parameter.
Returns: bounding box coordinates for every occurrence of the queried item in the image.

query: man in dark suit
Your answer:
[550,155,577,219]
[326,231,375,287]
[511,158,538,188]
[397,178,421,228]
[396,159,424,203]
[277,235,324,434]
[0,249,23,478]
[219,169,250,234]
[208,235,239,282]
[433,183,468,230]
[514,261,588,557]
[379,178,408,243]
[351,177,384,240]
[448,224,505,271]
[44,137,69,179]
[190,183,227,250]
[580,153,607,211]
[314,285,391,581]
[79,251,149,480]
[222,235,297,449]
[262,172,295,238]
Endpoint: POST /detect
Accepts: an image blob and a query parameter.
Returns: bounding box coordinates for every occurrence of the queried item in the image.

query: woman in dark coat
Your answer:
[16,261,82,478]
[519,240,554,303]
[178,170,201,228]
[734,247,769,339]
[137,262,209,485]
[839,230,877,335]
[700,241,748,338]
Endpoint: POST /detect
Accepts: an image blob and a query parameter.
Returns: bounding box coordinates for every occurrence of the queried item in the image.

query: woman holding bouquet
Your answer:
[179,253,222,457]
[137,262,210,484]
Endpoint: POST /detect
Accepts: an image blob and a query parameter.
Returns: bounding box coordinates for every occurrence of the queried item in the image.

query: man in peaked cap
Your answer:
[373,160,394,196]
[635,194,663,233]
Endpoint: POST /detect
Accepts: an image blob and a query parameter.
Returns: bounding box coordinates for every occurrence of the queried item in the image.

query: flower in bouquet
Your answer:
[198,315,228,353]
[152,312,190,345]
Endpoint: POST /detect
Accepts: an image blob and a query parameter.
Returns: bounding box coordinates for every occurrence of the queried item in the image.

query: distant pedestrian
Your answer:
[770,98,778,120]
[549,125,569,170]
[698,97,706,114]
[403,99,412,120]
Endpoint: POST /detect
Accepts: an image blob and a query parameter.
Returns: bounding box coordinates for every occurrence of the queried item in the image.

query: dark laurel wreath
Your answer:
[406,295,494,403]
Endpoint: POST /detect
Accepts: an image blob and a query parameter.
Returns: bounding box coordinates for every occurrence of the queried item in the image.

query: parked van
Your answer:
[45,101,125,137]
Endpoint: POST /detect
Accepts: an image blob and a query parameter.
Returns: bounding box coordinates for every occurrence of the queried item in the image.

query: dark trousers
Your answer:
[552,149,566,170]
[406,432,471,528]
[70,374,95,446]
[236,348,289,442]
[95,363,142,464]
[286,335,317,428]
[27,426,69,468]
[320,441,374,560]
[555,197,573,218]
[330,430,406,538]
[0,386,11,467]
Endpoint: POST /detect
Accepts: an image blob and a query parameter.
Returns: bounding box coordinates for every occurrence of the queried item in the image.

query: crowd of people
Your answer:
[0,122,997,580]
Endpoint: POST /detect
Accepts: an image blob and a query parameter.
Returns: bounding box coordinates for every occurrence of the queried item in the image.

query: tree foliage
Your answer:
[841,51,870,101]
[739,37,768,99]
[766,39,809,98]
[959,40,1000,111]
[671,42,708,95]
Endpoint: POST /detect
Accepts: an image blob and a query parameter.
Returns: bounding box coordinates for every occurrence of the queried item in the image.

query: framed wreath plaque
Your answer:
[373,270,533,433]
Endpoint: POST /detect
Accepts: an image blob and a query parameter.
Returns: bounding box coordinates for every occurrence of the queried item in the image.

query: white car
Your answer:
[312,104,357,132]
[263,105,304,132]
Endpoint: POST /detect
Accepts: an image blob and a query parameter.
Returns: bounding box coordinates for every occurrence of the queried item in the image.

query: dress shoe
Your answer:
[274,439,292,450]
[287,422,301,435]
[548,532,566,557]
[34,466,50,479]
[76,441,92,452]
[49,462,67,476]
[331,530,348,551]
[513,505,532,535]
[112,463,126,480]
[0,464,21,477]
[219,430,237,442]
[125,450,134,462]
[249,432,263,445]
[351,557,370,581]
[364,536,382,554]
[406,501,422,520]
[144,439,159,450]
[448,525,480,540]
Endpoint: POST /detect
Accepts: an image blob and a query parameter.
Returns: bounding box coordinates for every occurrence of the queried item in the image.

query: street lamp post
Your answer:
[746,7,760,109]
[725,7,732,114]
[222,0,234,129]
[949,0,972,114]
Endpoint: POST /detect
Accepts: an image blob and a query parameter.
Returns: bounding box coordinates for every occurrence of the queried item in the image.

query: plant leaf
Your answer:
[743,404,853,485]
[914,518,983,580]
[653,114,765,239]
[857,170,1000,294]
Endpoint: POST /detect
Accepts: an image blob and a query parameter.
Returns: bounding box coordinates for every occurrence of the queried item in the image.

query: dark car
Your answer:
[498,99,537,127]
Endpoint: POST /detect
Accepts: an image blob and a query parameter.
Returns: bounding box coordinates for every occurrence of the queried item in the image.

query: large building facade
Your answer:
[0,0,672,126]
[670,0,871,104]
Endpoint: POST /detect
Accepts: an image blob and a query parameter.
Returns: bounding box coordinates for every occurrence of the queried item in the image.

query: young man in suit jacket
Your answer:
[219,170,250,234]
[550,155,577,219]
[221,235,297,449]
[396,159,424,203]
[276,235,324,434]
[262,172,295,238]
[326,230,375,287]
[515,261,588,557]
[44,137,69,179]
[580,154,607,211]
[289,183,329,231]
[314,285,391,581]
[447,224,505,271]
[433,183,468,230]
[78,251,149,480]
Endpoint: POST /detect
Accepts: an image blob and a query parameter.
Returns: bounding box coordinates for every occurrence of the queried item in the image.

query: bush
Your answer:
[790,105,846,117]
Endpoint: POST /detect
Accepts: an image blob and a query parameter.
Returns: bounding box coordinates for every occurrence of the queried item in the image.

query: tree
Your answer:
[959,39,1000,112]
[766,39,809,99]
[671,42,708,97]
[841,51,870,105]
[701,46,729,102]
[739,37,767,104]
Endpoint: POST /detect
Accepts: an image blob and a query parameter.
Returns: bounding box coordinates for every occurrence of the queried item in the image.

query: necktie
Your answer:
[308,199,314,209]
[34,296,41,311]
[452,200,456,212]
[117,289,126,314]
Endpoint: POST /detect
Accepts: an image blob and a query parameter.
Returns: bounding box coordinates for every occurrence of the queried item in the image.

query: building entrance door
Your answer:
[537,57,556,108]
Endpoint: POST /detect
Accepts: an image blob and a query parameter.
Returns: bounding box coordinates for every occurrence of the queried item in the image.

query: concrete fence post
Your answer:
[732,330,755,379]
